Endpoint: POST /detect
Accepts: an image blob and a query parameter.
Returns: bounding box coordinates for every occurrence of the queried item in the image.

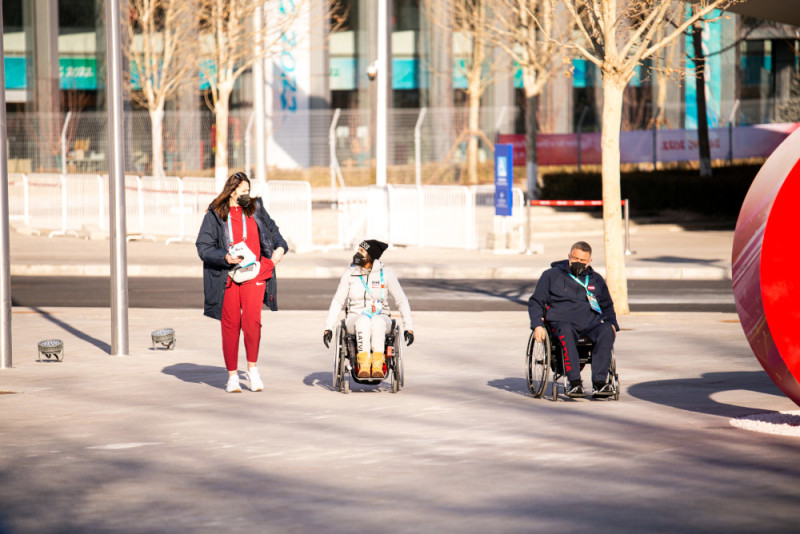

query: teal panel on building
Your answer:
[4,57,26,89]
[329,57,426,90]
[59,57,97,90]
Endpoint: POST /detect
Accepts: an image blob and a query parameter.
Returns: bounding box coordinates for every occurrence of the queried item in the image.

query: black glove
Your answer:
[404,331,414,346]
[323,330,332,348]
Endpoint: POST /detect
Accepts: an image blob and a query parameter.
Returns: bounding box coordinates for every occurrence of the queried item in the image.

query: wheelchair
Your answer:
[525,321,619,401]
[332,318,404,394]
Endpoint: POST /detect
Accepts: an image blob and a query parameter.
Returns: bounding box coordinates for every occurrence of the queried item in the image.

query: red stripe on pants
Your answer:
[221,278,267,372]
[559,334,573,373]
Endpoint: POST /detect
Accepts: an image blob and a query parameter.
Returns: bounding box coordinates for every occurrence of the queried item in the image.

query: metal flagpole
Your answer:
[375,0,389,187]
[0,6,12,368]
[105,0,130,356]
[253,6,267,184]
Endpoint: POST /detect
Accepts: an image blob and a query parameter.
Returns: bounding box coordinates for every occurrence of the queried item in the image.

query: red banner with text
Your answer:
[497,122,800,167]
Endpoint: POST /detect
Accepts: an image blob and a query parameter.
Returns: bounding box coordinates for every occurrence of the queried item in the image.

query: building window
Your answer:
[394,0,420,31]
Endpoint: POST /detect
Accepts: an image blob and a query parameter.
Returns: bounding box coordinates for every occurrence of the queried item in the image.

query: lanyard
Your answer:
[568,273,602,314]
[568,273,589,290]
[360,269,385,315]
[226,208,246,246]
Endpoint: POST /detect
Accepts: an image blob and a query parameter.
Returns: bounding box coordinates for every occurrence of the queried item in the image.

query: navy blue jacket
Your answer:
[195,197,288,320]
[528,259,619,332]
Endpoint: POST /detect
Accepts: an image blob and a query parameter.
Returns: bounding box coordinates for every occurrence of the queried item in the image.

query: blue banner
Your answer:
[494,144,513,217]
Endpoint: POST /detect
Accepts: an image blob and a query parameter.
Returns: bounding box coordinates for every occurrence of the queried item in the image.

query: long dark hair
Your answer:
[209,171,257,220]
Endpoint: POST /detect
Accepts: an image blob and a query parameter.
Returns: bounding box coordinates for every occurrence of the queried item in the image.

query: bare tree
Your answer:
[562,0,738,313]
[199,0,308,188]
[124,0,200,176]
[690,9,713,177]
[423,0,511,184]
[489,0,565,197]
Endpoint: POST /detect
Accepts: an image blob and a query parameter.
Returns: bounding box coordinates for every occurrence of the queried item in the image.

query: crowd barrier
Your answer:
[11,173,526,253]
[338,184,525,250]
[528,199,632,255]
[9,174,314,253]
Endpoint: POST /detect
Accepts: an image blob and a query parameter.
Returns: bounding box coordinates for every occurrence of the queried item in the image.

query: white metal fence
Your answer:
[10,174,315,253]
[12,175,525,252]
[337,184,525,250]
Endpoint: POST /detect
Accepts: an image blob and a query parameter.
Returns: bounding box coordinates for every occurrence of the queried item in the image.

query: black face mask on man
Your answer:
[236,194,251,208]
[353,252,366,266]
[569,261,587,277]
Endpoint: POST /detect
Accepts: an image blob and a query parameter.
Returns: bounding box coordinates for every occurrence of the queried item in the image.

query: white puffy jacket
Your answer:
[324,259,413,332]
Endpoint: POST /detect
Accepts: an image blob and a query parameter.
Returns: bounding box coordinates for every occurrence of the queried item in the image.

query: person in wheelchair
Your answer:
[528,241,619,398]
[323,239,414,378]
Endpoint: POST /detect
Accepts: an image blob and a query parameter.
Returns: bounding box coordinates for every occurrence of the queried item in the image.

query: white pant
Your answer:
[346,313,391,354]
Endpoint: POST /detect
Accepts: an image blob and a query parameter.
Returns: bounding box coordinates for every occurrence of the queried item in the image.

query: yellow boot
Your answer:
[356,352,371,378]
[371,352,385,378]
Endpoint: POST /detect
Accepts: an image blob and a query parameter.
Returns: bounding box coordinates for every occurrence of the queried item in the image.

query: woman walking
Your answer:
[196,172,288,393]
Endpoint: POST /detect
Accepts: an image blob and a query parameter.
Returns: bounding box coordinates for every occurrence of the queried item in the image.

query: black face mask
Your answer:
[569,261,587,276]
[353,252,366,266]
[236,194,251,208]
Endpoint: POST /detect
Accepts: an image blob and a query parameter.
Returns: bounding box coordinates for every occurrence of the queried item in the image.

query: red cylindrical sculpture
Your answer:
[733,128,800,406]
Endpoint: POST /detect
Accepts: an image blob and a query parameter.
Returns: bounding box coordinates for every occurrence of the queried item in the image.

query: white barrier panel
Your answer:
[421,186,474,249]
[182,177,217,243]
[337,186,390,248]
[26,173,65,231]
[387,185,422,246]
[471,185,496,249]
[65,174,105,231]
[511,188,525,250]
[124,175,144,237]
[340,185,522,250]
[8,173,28,224]
[470,185,525,250]
[263,180,313,253]
[139,176,181,239]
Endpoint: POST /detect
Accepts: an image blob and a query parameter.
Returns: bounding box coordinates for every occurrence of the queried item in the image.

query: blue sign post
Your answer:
[494,144,513,216]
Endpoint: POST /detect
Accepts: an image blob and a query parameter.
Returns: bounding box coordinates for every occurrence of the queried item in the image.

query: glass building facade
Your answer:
[2,0,799,130]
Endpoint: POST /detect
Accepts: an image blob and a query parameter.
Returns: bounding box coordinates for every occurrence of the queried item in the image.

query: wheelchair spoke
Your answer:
[526,331,549,398]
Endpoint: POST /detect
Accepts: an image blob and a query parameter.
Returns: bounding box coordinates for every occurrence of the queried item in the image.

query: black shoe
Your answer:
[592,382,614,398]
[566,381,586,398]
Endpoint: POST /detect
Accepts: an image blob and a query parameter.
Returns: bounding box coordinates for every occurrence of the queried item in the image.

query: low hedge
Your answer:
[539,164,762,218]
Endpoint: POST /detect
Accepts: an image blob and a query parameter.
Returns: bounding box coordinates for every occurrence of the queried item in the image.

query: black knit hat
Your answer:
[359,239,388,260]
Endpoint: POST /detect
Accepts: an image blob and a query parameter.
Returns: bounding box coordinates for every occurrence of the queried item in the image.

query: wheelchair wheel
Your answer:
[342,368,350,394]
[333,325,343,391]
[609,355,620,401]
[391,325,404,393]
[335,324,351,394]
[526,330,549,398]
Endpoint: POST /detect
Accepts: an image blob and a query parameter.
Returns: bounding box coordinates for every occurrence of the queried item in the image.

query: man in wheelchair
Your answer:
[528,241,619,398]
[323,239,414,379]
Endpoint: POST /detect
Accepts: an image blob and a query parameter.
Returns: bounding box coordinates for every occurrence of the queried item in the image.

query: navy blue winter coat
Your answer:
[195,197,289,320]
[528,259,619,332]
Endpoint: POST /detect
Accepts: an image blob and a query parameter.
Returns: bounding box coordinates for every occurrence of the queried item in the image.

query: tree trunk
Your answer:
[524,79,539,199]
[600,76,629,314]
[467,81,481,185]
[150,108,165,177]
[214,86,232,191]
[692,20,712,177]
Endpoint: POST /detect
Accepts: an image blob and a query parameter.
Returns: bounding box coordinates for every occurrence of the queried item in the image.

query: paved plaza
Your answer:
[1,307,798,533]
[1,222,798,532]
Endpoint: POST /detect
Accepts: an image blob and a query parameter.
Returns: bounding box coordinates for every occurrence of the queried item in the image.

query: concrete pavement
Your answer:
[0,308,798,533]
[3,211,783,533]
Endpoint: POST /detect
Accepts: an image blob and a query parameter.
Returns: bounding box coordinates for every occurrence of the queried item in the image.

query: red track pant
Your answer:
[221,278,267,372]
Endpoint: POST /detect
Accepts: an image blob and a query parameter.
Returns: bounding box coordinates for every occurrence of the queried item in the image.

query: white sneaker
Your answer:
[247,367,264,392]
[225,374,241,393]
